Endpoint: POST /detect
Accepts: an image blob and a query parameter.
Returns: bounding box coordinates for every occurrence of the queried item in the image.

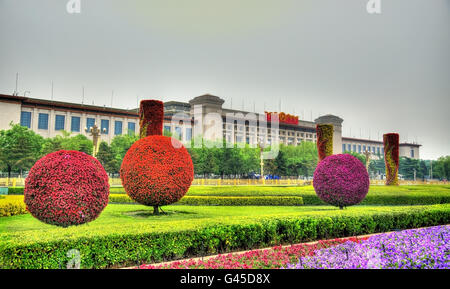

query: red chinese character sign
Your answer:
[120,100,194,215]
[265,112,299,125]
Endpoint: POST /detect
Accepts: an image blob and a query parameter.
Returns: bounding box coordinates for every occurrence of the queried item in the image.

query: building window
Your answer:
[55,115,65,131]
[363,145,366,152]
[372,147,375,153]
[115,121,123,135]
[377,147,380,155]
[342,144,346,152]
[411,149,414,158]
[86,118,96,130]
[38,113,48,130]
[128,122,136,135]
[20,111,32,128]
[347,144,351,151]
[353,144,357,152]
[358,145,361,153]
[71,116,81,132]
[175,127,182,140]
[164,125,171,133]
[186,128,192,141]
[101,119,109,134]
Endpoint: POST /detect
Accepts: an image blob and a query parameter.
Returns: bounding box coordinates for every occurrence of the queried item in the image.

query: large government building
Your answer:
[0,93,421,159]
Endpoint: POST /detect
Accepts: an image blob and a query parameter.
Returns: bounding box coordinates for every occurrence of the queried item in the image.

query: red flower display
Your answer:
[313,154,369,209]
[24,150,109,227]
[121,99,194,214]
[139,100,164,138]
[120,136,194,210]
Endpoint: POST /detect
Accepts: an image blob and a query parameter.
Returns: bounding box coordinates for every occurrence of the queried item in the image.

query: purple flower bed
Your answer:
[284,226,450,269]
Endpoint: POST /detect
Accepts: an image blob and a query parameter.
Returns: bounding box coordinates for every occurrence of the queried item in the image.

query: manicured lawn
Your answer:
[0,203,448,243]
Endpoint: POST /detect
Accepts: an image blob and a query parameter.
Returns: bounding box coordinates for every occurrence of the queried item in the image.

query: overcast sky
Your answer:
[0,0,449,159]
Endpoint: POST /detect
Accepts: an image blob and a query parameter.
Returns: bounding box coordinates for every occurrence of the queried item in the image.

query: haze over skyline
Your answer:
[0,0,449,159]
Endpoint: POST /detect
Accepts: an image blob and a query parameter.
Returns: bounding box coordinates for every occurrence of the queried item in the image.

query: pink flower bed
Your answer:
[139,237,367,269]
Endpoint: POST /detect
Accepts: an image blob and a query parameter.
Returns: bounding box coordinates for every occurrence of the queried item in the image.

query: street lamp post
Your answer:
[85,123,106,158]
[363,149,371,172]
[258,137,265,185]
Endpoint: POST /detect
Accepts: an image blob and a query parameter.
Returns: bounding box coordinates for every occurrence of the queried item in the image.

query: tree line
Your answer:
[0,123,449,181]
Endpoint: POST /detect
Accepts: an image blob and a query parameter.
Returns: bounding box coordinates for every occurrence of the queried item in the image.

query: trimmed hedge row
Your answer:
[5,188,25,195]
[1,205,449,269]
[8,186,450,206]
[109,194,304,206]
[0,196,27,217]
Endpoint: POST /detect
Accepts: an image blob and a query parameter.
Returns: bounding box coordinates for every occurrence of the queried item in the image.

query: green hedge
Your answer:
[178,196,303,206]
[1,204,449,269]
[7,185,450,206]
[109,194,303,206]
[6,188,24,195]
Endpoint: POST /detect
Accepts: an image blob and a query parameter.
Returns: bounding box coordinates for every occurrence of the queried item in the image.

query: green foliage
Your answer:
[96,142,119,174]
[433,156,450,180]
[0,123,44,177]
[343,151,366,165]
[109,194,304,206]
[1,203,449,268]
[41,131,93,155]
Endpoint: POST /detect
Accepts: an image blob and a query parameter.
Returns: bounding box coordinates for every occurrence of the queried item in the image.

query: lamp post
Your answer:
[363,149,371,172]
[258,136,265,185]
[85,123,106,158]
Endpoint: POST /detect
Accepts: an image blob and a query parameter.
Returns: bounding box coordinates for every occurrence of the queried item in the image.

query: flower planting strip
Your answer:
[131,226,442,269]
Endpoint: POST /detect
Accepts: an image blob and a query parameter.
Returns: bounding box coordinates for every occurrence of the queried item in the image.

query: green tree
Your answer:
[97,141,118,174]
[0,123,44,178]
[42,131,93,155]
[110,134,138,168]
[433,156,450,180]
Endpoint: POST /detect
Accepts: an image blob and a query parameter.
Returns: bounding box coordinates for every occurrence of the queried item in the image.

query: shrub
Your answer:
[313,154,369,209]
[384,133,400,186]
[316,124,333,162]
[121,100,194,215]
[178,196,303,206]
[7,188,25,195]
[24,150,109,227]
[0,195,27,217]
[1,204,449,268]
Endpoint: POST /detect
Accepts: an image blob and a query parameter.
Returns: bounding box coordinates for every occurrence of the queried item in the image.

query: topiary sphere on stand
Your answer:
[313,154,369,209]
[120,135,194,213]
[120,99,194,215]
[24,150,109,227]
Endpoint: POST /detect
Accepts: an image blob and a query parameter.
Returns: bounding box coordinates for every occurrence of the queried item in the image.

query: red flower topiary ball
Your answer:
[313,154,369,209]
[24,150,109,227]
[120,135,194,207]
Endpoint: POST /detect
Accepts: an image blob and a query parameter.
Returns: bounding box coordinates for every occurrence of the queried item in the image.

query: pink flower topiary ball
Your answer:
[313,154,369,209]
[24,150,109,227]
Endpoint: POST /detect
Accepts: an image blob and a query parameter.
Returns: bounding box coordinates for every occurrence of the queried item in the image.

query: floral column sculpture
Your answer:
[316,124,334,162]
[139,100,164,138]
[121,100,194,215]
[383,133,400,186]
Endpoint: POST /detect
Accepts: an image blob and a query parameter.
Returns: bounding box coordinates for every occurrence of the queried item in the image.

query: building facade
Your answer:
[0,93,421,159]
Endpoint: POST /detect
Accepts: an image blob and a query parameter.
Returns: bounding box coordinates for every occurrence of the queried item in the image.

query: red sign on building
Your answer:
[265,112,299,125]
